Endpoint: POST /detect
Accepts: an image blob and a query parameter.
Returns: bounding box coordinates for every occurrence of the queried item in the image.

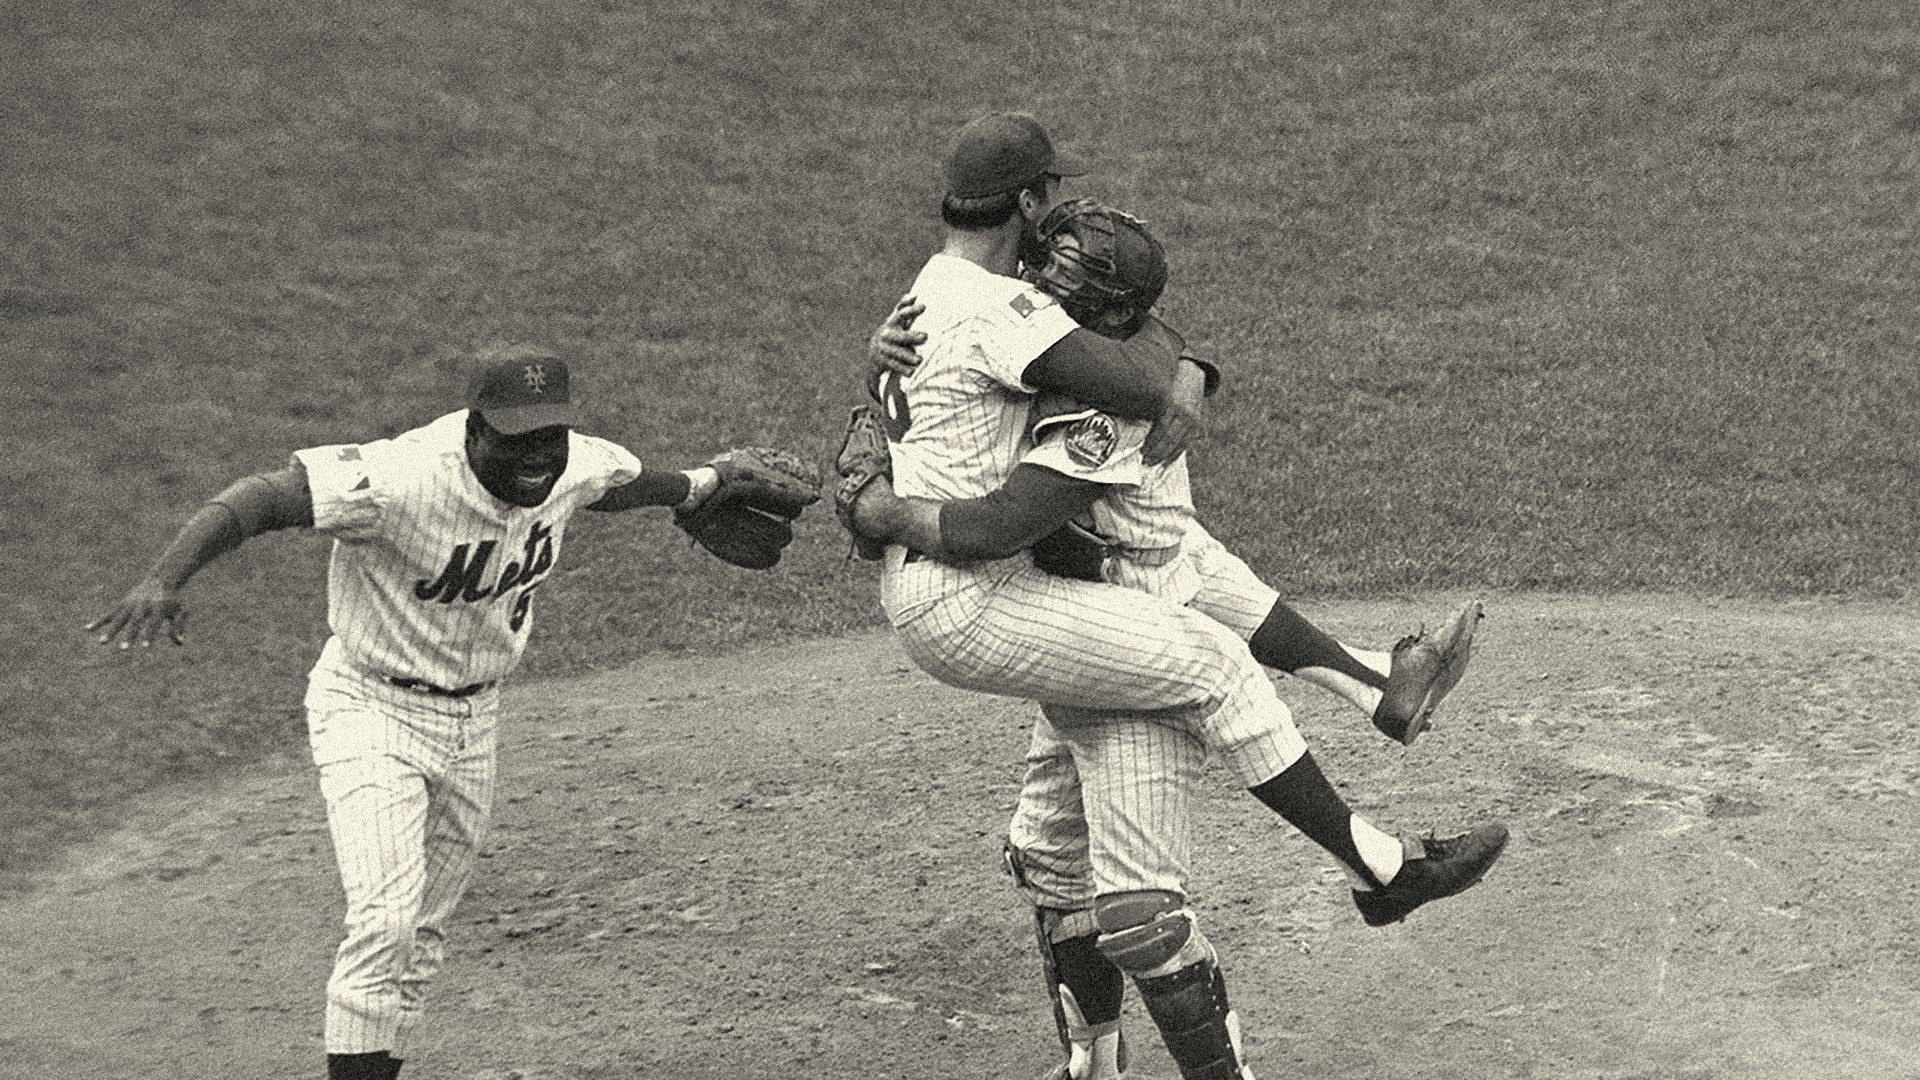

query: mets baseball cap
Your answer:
[943,112,1089,198]
[465,344,579,435]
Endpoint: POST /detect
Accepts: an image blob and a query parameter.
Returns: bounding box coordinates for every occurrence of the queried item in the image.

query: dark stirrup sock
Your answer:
[327,1052,397,1080]
[1246,751,1382,889]
[1248,599,1388,688]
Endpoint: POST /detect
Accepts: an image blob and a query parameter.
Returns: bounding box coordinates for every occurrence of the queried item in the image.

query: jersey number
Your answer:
[510,584,538,632]
[870,369,911,441]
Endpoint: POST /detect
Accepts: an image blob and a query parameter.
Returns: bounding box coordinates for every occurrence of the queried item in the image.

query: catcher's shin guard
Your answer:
[1133,960,1253,1080]
[1094,892,1253,1080]
[1032,907,1129,1079]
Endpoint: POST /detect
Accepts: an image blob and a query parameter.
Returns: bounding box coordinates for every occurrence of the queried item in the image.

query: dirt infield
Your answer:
[6,594,1918,1079]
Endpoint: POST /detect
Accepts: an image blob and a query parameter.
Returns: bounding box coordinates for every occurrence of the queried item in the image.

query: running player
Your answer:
[842,115,1506,1080]
[87,346,816,1080]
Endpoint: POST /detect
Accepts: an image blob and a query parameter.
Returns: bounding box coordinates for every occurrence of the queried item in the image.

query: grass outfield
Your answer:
[3,0,1915,879]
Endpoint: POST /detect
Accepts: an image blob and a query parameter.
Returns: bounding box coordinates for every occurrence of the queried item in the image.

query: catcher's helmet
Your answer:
[1027,198,1168,335]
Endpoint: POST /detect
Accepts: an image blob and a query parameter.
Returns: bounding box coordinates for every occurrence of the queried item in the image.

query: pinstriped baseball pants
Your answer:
[1010,525,1290,906]
[883,550,1306,788]
[304,639,498,1057]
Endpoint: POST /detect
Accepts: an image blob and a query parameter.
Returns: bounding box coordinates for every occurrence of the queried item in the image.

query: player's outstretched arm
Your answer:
[88,465,314,649]
[587,468,707,513]
[600,449,820,570]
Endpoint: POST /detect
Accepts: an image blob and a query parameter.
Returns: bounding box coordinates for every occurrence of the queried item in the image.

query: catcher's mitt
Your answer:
[1029,521,1110,583]
[833,404,893,560]
[674,447,822,570]
[1025,198,1168,333]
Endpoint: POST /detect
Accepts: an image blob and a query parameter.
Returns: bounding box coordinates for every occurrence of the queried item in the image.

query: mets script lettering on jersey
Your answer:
[414,522,555,605]
[293,411,641,686]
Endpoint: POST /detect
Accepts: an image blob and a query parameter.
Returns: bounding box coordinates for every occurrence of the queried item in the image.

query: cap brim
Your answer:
[1050,150,1090,178]
[480,403,578,435]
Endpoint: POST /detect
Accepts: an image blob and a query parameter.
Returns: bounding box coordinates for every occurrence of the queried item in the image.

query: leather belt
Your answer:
[902,549,929,564]
[387,676,496,699]
[1112,545,1182,569]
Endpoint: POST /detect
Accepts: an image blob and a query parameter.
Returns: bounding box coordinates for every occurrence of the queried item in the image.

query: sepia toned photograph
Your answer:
[4,1,1915,1077]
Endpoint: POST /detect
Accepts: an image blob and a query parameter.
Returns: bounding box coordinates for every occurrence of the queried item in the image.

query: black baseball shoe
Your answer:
[1370,600,1483,745]
[1353,823,1510,927]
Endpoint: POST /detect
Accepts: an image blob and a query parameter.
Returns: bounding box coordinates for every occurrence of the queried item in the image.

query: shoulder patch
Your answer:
[1009,293,1036,318]
[337,447,361,461]
[1063,413,1118,469]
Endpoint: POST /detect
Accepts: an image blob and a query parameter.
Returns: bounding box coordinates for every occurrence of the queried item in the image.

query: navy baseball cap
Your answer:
[943,112,1089,198]
[466,344,580,435]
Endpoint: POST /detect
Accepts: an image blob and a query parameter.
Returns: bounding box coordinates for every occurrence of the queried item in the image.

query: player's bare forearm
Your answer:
[86,504,242,648]
[589,469,700,513]
[88,467,314,648]
[849,477,949,559]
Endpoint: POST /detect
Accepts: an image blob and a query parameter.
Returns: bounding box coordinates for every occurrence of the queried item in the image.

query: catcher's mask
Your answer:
[1027,198,1169,335]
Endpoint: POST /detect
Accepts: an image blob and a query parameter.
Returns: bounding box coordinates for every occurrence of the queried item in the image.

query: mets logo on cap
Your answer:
[1064,413,1118,468]
[466,344,580,435]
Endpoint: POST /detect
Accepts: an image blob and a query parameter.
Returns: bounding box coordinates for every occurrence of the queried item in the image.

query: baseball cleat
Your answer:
[1420,599,1483,724]
[1352,823,1509,927]
[1369,600,1483,745]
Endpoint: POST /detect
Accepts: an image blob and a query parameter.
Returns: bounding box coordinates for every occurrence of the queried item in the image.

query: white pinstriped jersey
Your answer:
[293,410,642,689]
[877,253,1081,622]
[882,253,1080,503]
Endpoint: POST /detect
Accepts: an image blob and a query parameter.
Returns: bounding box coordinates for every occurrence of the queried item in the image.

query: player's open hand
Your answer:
[86,579,189,649]
[1142,352,1210,466]
[1142,402,1204,466]
[867,293,927,378]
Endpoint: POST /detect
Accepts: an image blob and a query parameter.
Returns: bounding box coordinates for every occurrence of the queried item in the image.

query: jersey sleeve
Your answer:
[967,281,1080,391]
[567,433,645,499]
[1022,409,1147,487]
[291,441,389,542]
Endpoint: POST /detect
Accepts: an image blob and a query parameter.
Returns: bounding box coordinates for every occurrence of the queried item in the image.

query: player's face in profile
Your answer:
[466,417,571,507]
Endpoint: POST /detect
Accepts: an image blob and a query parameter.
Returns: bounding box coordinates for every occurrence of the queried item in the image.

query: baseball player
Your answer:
[1012,201,1499,1078]
[87,346,819,1080]
[848,200,1500,1079]
[835,115,1506,1079]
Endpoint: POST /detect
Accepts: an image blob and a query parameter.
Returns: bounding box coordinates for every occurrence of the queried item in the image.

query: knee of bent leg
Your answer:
[342,899,417,954]
[1094,890,1212,979]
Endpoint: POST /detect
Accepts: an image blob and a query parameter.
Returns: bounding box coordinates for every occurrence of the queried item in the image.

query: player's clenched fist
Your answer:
[88,578,189,648]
